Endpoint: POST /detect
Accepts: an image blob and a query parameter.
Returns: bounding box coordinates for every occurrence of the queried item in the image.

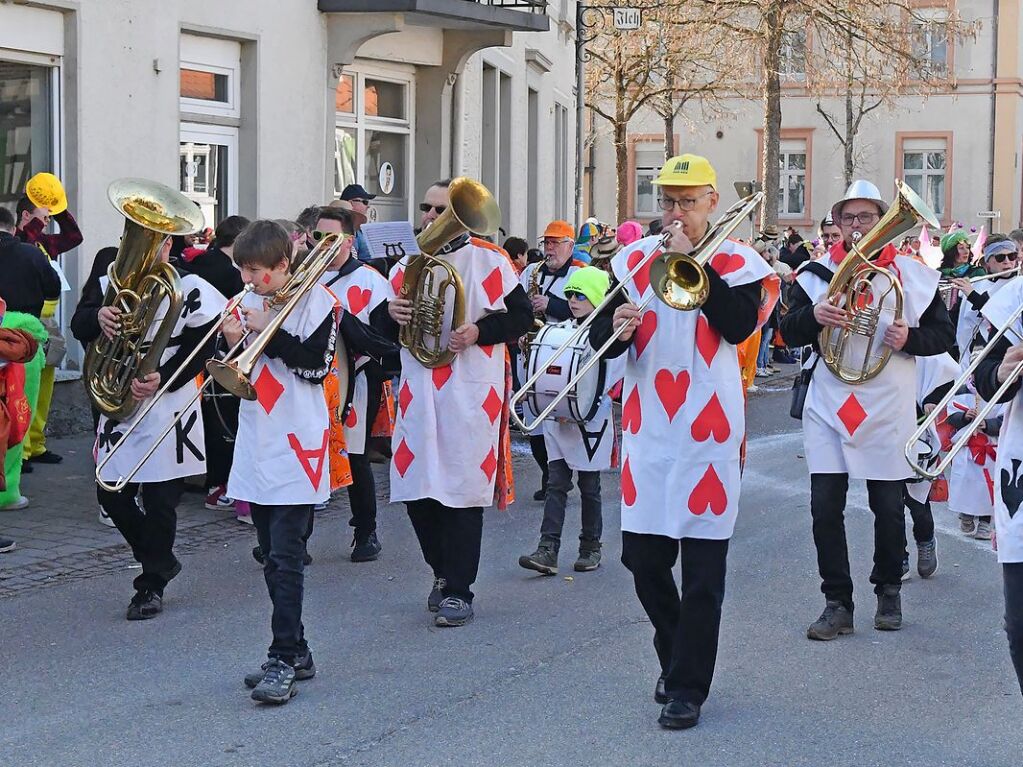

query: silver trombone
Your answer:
[509,192,764,432]
[904,302,1023,480]
[939,267,1022,306]
[94,285,254,492]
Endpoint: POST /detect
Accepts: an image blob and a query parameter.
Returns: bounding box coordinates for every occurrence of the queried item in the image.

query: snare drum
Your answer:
[524,322,607,424]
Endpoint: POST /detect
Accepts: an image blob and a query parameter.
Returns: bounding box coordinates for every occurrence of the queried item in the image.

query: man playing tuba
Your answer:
[780,180,954,639]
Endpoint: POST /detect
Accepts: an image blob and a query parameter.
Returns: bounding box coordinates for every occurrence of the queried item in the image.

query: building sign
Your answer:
[612,7,642,30]
[379,161,395,196]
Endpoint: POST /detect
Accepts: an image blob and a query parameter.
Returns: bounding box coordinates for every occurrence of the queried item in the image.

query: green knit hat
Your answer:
[563,266,610,307]
[940,231,969,253]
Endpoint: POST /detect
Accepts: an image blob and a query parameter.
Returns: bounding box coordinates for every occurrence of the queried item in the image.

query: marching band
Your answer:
[7,149,1022,722]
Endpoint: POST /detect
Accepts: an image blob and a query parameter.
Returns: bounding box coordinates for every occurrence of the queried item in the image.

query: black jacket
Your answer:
[0,231,62,317]
[179,246,245,300]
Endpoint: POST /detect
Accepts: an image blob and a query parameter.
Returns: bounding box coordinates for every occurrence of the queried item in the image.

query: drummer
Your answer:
[518,266,624,575]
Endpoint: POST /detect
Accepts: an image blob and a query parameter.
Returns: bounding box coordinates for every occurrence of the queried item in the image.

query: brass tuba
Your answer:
[398,177,501,368]
[84,178,205,421]
[819,181,939,384]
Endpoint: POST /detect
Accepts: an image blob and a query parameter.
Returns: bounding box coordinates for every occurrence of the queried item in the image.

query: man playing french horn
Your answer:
[780,180,954,640]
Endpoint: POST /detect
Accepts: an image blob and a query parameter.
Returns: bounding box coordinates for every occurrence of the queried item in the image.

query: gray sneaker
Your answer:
[975,520,993,541]
[435,596,474,627]
[244,652,315,689]
[874,586,902,631]
[518,542,559,575]
[428,577,446,612]
[806,600,854,640]
[250,658,298,704]
[917,538,938,578]
[573,541,602,572]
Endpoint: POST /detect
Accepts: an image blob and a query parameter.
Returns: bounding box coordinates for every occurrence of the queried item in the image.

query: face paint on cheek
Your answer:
[262,274,272,285]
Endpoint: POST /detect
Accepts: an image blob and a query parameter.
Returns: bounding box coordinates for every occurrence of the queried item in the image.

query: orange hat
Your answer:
[543,220,575,240]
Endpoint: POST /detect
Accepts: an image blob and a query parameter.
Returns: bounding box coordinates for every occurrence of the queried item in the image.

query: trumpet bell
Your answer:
[108,177,205,236]
[205,358,257,401]
[650,252,709,311]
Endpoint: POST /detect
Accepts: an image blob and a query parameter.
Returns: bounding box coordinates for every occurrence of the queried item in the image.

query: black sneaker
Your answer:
[250,658,298,704]
[518,542,559,575]
[532,486,547,501]
[874,586,902,631]
[21,460,33,474]
[435,596,474,627]
[654,675,669,704]
[351,531,382,562]
[27,450,62,464]
[658,699,701,730]
[126,590,163,620]
[245,652,316,689]
[806,600,854,640]
[0,537,16,554]
[428,577,446,612]
[917,538,938,579]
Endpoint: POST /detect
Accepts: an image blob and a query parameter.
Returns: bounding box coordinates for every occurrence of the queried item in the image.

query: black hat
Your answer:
[340,184,376,202]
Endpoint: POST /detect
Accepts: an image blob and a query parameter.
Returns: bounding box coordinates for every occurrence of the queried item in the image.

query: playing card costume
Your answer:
[384,234,533,614]
[780,180,954,634]
[589,215,779,714]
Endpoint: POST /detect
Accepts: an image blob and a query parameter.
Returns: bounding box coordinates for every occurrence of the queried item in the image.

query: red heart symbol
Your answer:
[346,286,372,317]
[622,457,637,506]
[710,251,746,277]
[691,393,730,443]
[627,248,654,296]
[654,369,690,422]
[621,386,642,434]
[432,365,453,390]
[345,407,358,429]
[688,464,727,516]
[634,311,657,359]
[695,316,720,367]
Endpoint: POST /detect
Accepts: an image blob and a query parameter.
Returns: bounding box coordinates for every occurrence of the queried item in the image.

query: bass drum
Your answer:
[524,322,606,424]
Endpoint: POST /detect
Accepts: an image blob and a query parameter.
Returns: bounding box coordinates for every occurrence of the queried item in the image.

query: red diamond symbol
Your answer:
[480,447,497,481]
[390,267,405,295]
[253,365,284,415]
[394,438,415,477]
[836,394,868,436]
[398,381,413,418]
[432,364,453,391]
[482,267,504,305]
[482,386,503,424]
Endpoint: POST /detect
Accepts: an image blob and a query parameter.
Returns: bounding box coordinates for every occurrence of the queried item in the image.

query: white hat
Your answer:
[830,179,888,223]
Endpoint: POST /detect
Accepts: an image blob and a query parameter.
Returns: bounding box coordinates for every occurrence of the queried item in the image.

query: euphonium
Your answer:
[398,177,502,368]
[819,181,939,384]
[84,178,205,421]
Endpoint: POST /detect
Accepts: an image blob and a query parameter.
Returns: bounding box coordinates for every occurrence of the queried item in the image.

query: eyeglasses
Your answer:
[542,238,573,247]
[992,252,1018,263]
[821,232,843,243]
[839,212,879,225]
[419,203,447,215]
[565,291,587,301]
[657,191,713,212]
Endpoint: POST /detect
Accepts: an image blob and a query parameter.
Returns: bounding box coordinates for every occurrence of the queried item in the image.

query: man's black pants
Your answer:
[201,394,238,489]
[346,371,383,536]
[810,473,905,611]
[903,485,935,545]
[621,531,729,706]
[406,498,483,602]
[98,479,184,593]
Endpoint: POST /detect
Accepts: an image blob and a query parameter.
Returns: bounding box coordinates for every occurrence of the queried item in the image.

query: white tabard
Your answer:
[613,235,777,540]
[542,320,626,472]
[95,272,226,485]
[320,261,389,454]
[905,352,960,504]
[227,284,337,506]
[387,241,519,508]
[956,275,1013,361]
[799,255,940,480]
[979,278,1023,562]
[516,260,582,436]
[947,390,1001,517]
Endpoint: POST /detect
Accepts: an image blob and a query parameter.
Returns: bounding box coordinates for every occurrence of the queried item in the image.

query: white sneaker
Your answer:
[236,513,254,526]
[0,495,29,511]
[959,513,976,535]
[755,368,769,378]
[98,507,116,528]
[746,384,760,393]
[975,520,992,540]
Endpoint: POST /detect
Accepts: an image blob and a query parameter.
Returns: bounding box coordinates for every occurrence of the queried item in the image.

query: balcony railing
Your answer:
[470,0,547,10]
[319,0,551,32]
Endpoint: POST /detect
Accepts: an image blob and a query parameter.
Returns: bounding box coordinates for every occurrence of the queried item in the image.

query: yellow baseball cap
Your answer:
[25,172,67,215]
[653,154,717,190]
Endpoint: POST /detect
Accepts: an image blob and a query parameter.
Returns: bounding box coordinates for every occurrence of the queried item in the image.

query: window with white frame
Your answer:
[902,137,947,218]
[778,138,807,218]
[633,144,663,218]
[778,28,807,81]
[335,66,413,222]
[911,10,948,76]
[0,57,57,211]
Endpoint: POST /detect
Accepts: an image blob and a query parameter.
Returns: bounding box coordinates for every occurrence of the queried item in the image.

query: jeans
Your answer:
[757,328,774,369]
[1004,563,1023,696]
[621,532,729,706]
[406,498,484,602]
[98,479,183,593]
[809,473,906,610]
[251,503,313,664]
[903,486,935,544]
[539,459,601,547]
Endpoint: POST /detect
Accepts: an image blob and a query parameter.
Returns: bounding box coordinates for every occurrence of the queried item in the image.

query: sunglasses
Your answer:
[419,203,447,215]
[992,252,1018,263]
[565,291,587,301]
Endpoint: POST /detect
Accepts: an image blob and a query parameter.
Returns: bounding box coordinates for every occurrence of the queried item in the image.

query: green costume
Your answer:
[0,312,47,506]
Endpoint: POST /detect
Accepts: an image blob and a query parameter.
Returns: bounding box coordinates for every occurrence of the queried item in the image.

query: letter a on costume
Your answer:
[288,429,330,489]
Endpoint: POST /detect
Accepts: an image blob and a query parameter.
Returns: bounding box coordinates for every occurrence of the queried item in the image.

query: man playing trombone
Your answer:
[588,154,778,730]
[780,180,953,639]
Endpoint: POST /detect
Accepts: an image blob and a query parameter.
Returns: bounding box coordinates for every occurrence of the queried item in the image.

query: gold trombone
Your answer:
[95,232,350,492]
[509,192,764,432]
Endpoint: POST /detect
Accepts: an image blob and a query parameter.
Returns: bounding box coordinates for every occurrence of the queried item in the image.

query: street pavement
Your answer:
[1,383,1018,766]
